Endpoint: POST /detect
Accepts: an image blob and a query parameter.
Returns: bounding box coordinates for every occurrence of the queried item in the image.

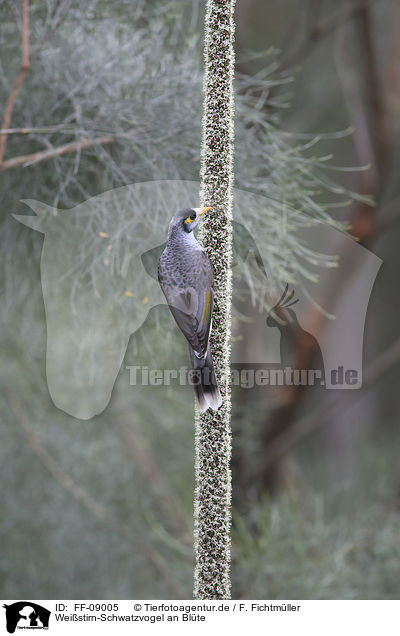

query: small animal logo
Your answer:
[2,602,50,633]
[266,284,324,375]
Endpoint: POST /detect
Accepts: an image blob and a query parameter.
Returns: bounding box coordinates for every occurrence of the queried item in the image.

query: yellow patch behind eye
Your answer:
[184,216,193,224]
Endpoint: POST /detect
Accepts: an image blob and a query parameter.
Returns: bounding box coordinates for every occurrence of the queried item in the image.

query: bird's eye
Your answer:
[184,212,197,224]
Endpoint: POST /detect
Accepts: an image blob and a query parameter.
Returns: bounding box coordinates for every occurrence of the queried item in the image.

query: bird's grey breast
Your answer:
[158,242,213,294]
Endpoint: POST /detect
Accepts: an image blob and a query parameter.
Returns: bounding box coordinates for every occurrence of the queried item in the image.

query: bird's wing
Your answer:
[159,252,214,358]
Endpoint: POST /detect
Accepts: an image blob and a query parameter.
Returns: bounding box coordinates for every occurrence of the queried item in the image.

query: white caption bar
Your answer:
[1,599,398,635]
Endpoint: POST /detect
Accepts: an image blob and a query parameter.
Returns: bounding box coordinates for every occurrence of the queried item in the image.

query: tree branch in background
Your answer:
[0,135,115,171]
[117,412,192,539]
[358,2,386,173]
[4,388,186,599]
[280,0,375,72]
[246,336,400,482]
[243,0,392,497]
[0,125,84,135]
[0,0,30,166]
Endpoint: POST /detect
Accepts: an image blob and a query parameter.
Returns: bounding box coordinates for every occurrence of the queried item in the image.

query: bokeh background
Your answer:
[1,0,399,599]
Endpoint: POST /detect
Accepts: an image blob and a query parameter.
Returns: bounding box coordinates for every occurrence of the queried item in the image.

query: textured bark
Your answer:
[194,0,235,599]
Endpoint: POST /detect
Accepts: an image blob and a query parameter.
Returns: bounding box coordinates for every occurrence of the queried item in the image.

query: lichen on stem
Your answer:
[194,0,235,600]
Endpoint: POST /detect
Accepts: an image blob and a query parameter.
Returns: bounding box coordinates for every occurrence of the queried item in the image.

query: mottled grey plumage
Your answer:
[158,207,222,412]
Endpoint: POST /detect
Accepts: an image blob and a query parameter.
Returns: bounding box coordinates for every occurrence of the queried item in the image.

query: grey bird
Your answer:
[158,207,222,412]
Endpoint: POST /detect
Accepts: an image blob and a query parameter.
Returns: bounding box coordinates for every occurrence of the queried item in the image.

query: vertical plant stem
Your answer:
[194,0,235,600]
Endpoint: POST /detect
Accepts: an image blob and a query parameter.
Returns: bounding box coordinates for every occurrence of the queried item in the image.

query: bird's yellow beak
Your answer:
[186,207,212,223]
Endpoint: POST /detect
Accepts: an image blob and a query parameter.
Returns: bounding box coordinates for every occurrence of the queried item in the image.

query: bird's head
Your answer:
[169,207,212,234]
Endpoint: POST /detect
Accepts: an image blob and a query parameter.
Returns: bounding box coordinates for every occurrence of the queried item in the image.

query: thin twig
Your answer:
[0,125,78,135]
[0,0,30,165]
[4,388,186,599]
[0,135,115,171]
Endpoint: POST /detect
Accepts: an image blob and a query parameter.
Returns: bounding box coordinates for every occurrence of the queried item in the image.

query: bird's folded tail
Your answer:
[189,344,222,413]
